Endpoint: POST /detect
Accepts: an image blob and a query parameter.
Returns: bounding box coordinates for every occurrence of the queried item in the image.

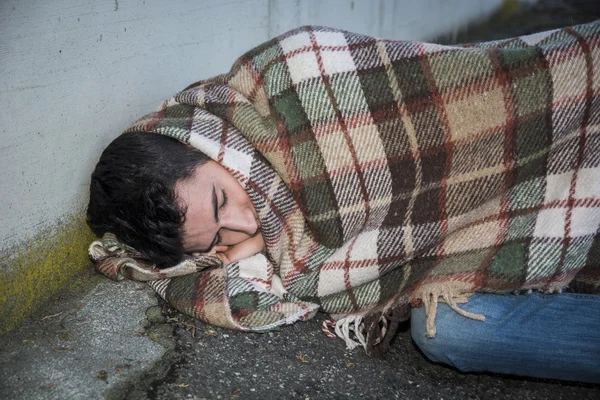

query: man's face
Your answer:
[175,161,260,254]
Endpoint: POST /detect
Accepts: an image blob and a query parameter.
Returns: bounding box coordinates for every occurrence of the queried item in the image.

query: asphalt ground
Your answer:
[126,302,600,400]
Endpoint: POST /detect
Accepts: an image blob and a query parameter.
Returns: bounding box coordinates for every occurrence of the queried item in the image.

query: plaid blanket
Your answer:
[89,22,600,354]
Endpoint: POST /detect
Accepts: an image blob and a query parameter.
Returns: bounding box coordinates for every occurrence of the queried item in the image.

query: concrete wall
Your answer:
[0,0,504,333]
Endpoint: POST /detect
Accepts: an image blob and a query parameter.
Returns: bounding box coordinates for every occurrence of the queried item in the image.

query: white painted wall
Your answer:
[0,0,503,251]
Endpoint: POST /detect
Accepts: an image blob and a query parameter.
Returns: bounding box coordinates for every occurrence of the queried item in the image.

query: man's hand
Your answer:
[214,233,265,265]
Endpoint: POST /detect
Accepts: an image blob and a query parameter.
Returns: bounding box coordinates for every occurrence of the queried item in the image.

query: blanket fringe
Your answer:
[331,315,368,350]
[323,303,411,356]
[327,283,570,349]
[365,304,410,357]
[416,284,485,338]
[322,314,383,351]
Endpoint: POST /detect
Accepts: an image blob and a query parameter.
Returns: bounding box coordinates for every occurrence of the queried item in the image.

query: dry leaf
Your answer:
[97,370,108,381]
[296,352,309,364]
[57,331,73,341]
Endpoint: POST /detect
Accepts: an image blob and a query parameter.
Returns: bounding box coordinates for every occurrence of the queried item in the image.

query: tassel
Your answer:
[416,283,485,338]
[323,304,410,355]
[333,315,367,350]
[365,304,411,357]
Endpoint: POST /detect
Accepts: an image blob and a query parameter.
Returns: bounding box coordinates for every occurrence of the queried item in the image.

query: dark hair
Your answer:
[87,132,209,267]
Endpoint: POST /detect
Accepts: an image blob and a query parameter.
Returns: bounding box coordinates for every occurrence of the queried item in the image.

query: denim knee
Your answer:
[410,293,600,382]
[410,305,458,368]
[410,303,491,372]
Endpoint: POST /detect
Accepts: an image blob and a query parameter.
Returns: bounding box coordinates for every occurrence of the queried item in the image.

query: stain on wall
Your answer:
[0,211,95,334]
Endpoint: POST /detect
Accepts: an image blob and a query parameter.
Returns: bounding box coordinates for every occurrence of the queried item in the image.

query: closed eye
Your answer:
[214,190,227,246]
[221,189,228,209]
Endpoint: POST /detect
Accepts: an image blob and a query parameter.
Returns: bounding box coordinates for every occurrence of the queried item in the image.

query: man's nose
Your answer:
[221,207,257,235]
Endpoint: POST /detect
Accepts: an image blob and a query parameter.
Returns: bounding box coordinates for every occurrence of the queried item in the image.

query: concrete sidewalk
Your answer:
[0,268,175,399]
[1,267,599,400]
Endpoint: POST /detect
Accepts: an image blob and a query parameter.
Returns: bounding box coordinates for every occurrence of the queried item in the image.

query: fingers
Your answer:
[214,245,229,253]
[214,252,231,265]
[190,244,229,257]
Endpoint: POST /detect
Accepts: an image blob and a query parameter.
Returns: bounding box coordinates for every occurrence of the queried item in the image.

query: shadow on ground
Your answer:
[127,303,599,400]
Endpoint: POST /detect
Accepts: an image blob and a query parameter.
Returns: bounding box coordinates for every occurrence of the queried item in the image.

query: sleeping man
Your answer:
[88,24,600,382]
[88,132,265,267]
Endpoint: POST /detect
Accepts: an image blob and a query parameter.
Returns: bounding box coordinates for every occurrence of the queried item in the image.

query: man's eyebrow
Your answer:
[212,184,219,223]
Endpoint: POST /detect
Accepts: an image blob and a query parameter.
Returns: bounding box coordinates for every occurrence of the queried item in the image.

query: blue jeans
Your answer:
[411,292,600,383]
